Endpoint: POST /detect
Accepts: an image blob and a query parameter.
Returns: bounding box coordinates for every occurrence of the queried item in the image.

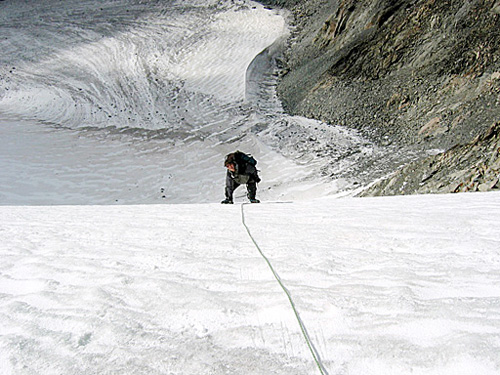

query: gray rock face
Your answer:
[262,0,500,143]
[262,0,500,192]
[361,122,500,196]
[258,0,500,195]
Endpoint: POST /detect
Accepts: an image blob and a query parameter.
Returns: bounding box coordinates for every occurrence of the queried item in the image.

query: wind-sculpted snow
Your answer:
[1,193,499,373]
[0,0,412,204]
[0,0,283,132]
[1,2,500,373]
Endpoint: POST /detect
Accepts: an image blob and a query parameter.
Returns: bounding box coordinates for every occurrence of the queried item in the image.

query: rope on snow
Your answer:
[240,203,329,375]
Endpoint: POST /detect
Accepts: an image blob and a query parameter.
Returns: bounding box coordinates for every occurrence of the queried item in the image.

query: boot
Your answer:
[247,193,260,203]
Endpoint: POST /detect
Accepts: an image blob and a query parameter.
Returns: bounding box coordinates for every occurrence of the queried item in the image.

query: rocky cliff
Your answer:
[363,121,500,195]
[258,0,500,195]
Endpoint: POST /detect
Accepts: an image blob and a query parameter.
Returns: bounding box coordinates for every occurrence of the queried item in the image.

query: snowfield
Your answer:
[1,193,500,374]
[0,0,411,206]
[1,0,500,374]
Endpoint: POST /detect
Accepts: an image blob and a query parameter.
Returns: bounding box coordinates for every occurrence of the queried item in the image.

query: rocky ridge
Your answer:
[363,121,500,195]
[258,0,500,195]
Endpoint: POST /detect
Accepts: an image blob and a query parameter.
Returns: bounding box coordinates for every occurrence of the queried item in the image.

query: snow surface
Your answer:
[1,0,500,374]
[0,0,412,205]
[1,193,500,374]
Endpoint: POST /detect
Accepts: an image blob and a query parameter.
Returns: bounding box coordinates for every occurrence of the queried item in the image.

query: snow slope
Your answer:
[1,192,500,374]
[0,0,413,206]
[1,1,500,373]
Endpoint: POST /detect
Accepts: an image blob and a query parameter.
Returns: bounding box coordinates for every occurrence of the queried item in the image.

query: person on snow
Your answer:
[221,151,261,204]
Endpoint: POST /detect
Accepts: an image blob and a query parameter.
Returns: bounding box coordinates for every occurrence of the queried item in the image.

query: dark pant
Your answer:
[225,172,257,201]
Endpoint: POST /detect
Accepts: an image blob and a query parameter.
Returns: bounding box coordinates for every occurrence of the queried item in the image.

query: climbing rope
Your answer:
[240,203,329,375]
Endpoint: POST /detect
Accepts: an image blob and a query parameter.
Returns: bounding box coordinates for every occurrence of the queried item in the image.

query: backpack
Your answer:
[224,150,257,168]
[235,151,257,166]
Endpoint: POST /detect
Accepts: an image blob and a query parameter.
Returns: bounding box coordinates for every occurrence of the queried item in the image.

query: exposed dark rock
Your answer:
[257,0,500,195]
[360,121,500,195]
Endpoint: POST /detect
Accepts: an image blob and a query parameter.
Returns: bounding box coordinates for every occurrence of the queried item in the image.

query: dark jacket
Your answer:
[224,151,260,184]
[224,151,260,201]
